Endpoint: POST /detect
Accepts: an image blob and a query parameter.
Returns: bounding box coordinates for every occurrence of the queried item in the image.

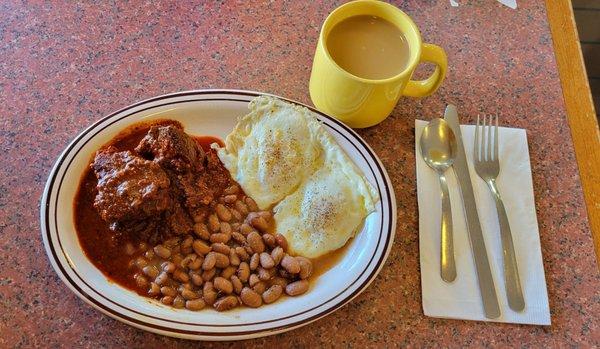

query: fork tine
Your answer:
[482,115,487,161]
[474,115,480,162]
[494,114,499,161]
[487,115,493,161]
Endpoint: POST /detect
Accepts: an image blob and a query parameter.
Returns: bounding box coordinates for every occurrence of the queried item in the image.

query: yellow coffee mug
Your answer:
[309,0,447,128]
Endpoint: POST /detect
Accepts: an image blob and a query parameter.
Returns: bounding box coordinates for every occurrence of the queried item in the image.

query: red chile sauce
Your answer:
[73,120,225,294]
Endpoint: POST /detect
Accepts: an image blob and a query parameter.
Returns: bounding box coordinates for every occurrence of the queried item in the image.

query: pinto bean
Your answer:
[247,232,265,254]
[231,275,243,294]
[249,274,260,287]
[171,254,183,266]
[250,253,260,270]
[160,286,177,297]
[259,252,275,269]
[270,277,288,289]
[148,282,161,296]
[182,235,193,248]
[230,209,242,221]
[161,296,174,305]
[214,296,238,311]
[135,274,148,288]
[262,233,276,248]
[193,240,211,255]
[153,245,171,259]
[181,245,192,255]
[220,266,237,279]
[235,246,249,261]
[220,222,232,235]
[286,280,309,296]
[178,283,193,292]
[247,213,269,232]
[186,298,206,311]
[296,256,313,279]
[213,252,230,268]
[142,265,159,279]
[237,262,250,282]
[222,194,237,203]
[281,254,300,274]
[154,271,170,286]
[245,197,259,212]
[208,214,220,232]
[211,242,230,255]
[215,204,232,222]
[235,200,249,215]
[271,246,284,265]
[257,267,273,281]
[275,233,289,251]
[161,261,176,274]
[190,272,204,286]
[193,223,210,240]
[180,254,196,269]
[239,223,254,236]
[252,281,267,295]
[188,256,203,270]
[210,233,230,244]
[203,282,218,305]
[229,250,241,266]
[163,237,180,248]
[240,287,262,307]
[262,284,283,304]
[232,232,246,244]
[181,288,200,300]
[202,268,216,281]
[214,277,233,294]
[173,269,190,283]
[202,252,216,270]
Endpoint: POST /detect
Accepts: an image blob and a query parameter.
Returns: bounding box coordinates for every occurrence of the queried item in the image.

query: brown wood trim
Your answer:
[546,0,600,266]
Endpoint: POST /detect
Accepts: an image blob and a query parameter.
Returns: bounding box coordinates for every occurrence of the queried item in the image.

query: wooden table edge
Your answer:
[545,0,600,268]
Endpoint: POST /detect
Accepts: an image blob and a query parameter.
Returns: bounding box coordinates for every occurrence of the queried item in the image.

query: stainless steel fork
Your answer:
[473,115,525,312]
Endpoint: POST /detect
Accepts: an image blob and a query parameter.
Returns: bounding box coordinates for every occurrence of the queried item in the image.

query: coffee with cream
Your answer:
[326,15,410,80]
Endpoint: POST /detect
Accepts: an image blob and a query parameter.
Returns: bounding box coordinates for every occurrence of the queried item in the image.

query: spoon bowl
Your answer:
[420,118,456,172]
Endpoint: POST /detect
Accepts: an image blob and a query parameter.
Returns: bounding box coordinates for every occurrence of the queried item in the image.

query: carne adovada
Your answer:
[75,120,313,311]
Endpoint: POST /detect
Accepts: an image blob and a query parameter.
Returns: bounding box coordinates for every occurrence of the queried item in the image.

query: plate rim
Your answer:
[40,89,397,340]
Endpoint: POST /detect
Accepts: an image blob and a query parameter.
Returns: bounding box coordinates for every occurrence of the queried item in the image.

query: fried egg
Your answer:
[214,96,379,258]
[215,96,322,209]
[273,157,377,258]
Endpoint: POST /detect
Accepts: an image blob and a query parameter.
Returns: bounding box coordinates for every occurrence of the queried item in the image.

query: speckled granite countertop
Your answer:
[1,1,598,347]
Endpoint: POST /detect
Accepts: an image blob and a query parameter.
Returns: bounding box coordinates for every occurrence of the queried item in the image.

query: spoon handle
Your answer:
[439,173,456,282]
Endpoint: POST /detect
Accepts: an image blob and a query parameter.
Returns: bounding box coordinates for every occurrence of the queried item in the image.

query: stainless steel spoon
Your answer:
[420,118,457,282]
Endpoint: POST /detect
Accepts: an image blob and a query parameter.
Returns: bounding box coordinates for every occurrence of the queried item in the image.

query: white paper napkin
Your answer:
[450,0,516,9]
[415,120,550,325]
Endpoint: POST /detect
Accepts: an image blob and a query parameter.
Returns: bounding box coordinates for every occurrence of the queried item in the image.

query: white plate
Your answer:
[40,90,396,341]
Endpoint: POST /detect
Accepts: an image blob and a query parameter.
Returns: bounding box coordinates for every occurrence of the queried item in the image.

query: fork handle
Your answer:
[486,179,525,312]
[439,173,456,282]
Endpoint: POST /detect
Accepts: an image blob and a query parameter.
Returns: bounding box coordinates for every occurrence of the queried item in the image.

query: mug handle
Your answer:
[403,43,448,97]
